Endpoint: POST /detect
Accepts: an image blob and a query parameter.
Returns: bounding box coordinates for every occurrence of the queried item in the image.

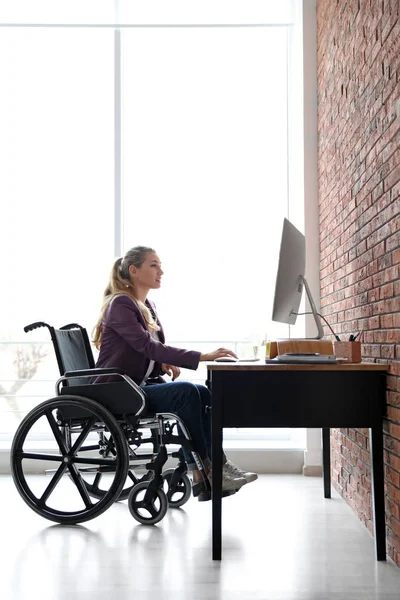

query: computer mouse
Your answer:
[214,356,238,362]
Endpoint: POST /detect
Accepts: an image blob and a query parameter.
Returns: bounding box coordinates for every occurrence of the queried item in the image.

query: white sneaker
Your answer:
[223,460,258,484]
[208,469,247,492]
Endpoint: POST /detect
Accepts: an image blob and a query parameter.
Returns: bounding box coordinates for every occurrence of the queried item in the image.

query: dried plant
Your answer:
[0,344,49,420]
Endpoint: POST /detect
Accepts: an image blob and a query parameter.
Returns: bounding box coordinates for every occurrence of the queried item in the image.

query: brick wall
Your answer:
[316,0,400,565]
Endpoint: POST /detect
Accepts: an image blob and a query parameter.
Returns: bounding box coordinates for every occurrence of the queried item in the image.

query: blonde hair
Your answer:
[93,246,160,349]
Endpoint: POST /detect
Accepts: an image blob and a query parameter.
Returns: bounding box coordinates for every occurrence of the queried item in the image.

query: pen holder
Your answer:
[334,341,362,363]
[266,341,278,359]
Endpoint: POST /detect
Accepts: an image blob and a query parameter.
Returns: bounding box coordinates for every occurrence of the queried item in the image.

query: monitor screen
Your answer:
[272,218,305,325]
[271,218,323,338]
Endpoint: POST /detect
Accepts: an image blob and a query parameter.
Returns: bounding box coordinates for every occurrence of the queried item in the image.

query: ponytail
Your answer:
[92,250,160,349]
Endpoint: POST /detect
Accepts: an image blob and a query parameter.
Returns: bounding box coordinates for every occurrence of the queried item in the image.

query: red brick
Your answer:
[387,406,400,426]
[389,422,400,441]
[384,165,400,192]
[387,231,400,251]
[389,362,400,376]
[380,282,394,298]
[381,345,396,358]
[387,391,400,406]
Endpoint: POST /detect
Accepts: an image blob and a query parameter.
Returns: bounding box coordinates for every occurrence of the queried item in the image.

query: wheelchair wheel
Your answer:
[11,395,129,524]
[162,468,192,508]
[128,480,168,525]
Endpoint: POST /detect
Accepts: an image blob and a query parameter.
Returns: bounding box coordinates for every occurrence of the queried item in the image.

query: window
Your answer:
[0,27,114,436]
[0,1,304,450]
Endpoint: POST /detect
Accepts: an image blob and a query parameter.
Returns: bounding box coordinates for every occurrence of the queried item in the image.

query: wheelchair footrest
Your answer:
[192,481,208,497]
[197,488,237,502]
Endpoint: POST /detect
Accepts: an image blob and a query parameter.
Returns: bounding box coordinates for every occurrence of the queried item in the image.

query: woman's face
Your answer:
[129,252,163,290]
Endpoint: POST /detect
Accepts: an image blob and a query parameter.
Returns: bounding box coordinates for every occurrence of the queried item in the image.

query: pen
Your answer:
[349,331,362,342]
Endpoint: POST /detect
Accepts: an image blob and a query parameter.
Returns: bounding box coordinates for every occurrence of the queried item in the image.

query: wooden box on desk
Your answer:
[334,341,362,363]
[268,339,334,358]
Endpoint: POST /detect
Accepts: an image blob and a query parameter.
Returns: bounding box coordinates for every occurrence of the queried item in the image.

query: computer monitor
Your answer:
[271,218,324,339]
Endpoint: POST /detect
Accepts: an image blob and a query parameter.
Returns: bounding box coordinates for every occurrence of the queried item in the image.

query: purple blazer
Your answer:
[94,294,200,385]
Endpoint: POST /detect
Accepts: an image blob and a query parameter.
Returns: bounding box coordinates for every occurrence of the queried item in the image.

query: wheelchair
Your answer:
[10,321,212,525]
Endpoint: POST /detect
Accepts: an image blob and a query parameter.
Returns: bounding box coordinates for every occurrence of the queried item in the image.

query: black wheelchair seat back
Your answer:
[52,325,95,386]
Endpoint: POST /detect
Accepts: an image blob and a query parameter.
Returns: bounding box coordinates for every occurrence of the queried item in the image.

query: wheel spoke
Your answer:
[67,463,93,508]
[72,456,118,466]
[45,410,68,454]
[17,452,64,462]
[39,463,68,506]
[92,472,102,491]
[134,492,159,518]
[77,445,100,452]
[69,417,97,455]
[127,470,138,483]
[144,501,158,518]
[168,483,185,499]
[132,499,145,512]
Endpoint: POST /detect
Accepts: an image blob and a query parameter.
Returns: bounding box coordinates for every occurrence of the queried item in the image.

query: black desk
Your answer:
[207,362,388,561]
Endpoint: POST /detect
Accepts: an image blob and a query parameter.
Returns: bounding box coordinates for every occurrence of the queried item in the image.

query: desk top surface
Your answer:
[206,361,388,372]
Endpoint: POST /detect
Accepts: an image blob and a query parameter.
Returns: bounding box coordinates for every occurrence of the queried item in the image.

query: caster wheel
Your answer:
[128,481,168,525]
[162,469,191,508]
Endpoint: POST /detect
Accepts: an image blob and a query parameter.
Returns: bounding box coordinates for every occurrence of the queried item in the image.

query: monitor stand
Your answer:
[290,275,324,340]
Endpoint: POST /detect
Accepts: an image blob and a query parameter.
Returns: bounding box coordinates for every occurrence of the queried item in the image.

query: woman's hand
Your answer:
[161,363,181,381]
[199,348,238,361]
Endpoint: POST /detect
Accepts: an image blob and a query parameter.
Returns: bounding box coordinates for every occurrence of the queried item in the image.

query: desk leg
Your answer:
[322,428,331,499]
[370,424,386,560]
[211,373,223,560]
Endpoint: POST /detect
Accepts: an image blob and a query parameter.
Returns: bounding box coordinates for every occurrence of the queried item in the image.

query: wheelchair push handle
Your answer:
[24,321,52,333]
[59,323,85,331]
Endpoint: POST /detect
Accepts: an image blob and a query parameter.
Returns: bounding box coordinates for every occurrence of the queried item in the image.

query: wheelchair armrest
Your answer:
[64,367,126,378]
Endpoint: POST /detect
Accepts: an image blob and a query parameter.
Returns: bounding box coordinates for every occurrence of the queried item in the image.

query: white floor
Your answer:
[1,474,400,600]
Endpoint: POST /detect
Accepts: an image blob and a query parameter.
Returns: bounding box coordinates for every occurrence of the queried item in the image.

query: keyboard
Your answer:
[214,356,260,363]
[266,353,337,364]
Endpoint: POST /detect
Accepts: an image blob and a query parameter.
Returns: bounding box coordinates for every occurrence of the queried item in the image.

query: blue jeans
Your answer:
[142,381,214,471]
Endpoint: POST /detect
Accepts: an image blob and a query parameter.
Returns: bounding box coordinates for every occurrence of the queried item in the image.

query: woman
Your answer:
[92,246,257,497]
